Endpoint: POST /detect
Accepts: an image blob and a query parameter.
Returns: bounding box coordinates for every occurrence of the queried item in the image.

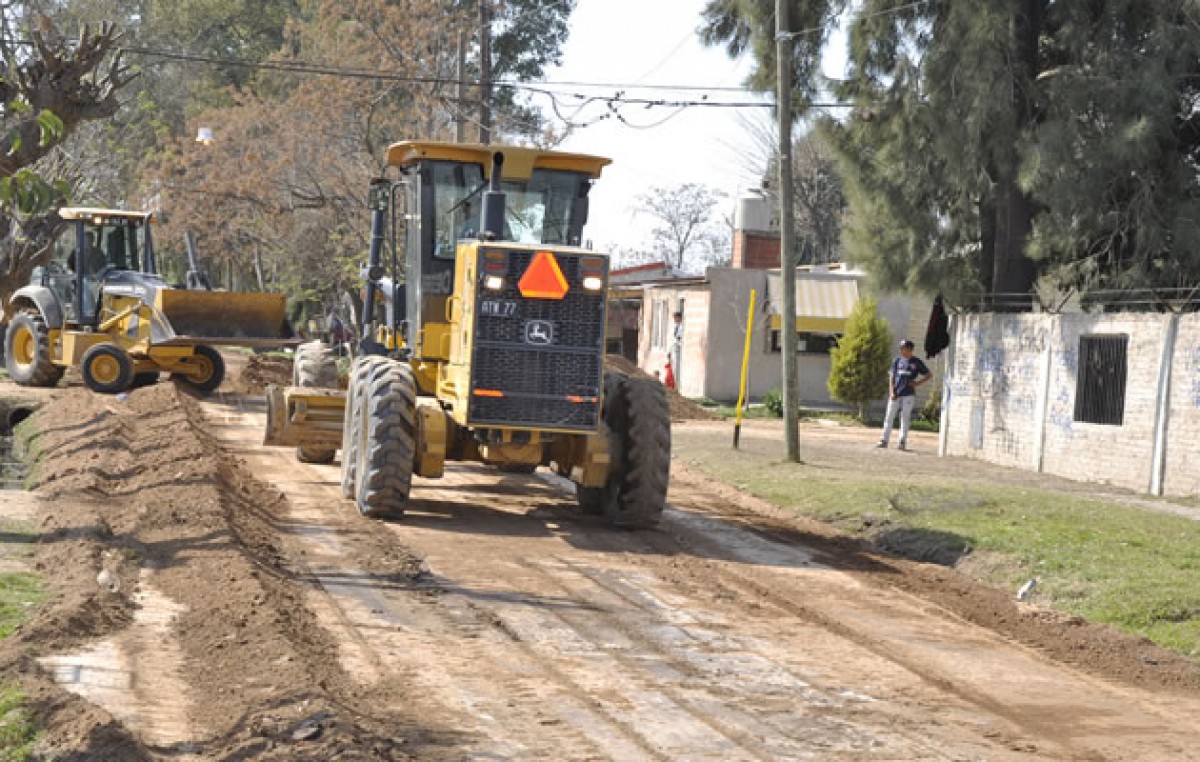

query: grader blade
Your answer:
[263,385,347,448]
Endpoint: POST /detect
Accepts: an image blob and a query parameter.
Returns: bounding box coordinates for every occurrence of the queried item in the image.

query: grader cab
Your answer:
[265,141,670,528]
[4,208,295,394]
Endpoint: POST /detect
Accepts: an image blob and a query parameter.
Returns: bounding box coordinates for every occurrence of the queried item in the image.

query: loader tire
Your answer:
[4,310,63,387]
[576,372,670,529]
[81,344,134,394]
[294,341,340,464]
[173,345,225,394]
[340,355,388,498]
[354,359,418,518]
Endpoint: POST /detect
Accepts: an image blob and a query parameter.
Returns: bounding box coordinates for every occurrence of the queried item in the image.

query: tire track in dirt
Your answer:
[201,393,1200,761]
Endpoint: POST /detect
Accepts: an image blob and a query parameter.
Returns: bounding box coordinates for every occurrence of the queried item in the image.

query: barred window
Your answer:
[1074,335,1128,426]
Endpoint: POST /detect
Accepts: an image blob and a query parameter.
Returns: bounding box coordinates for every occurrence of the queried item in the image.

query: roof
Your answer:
[611,261,672,277]
[386,141,611,181]
[59,207,153,222]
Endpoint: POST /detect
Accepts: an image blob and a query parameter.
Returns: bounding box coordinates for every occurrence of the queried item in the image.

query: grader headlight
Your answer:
[580,256,606,292]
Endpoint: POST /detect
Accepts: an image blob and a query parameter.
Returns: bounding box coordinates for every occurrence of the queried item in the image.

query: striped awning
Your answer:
[767,274,859,333]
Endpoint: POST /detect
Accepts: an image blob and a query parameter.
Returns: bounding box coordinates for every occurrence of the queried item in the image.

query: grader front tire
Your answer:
[354,360,418,519]
[294,341,340,464]
[340,355,388,498]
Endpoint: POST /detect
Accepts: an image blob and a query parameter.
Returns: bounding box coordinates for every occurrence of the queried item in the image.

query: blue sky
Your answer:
[546,0,848,258]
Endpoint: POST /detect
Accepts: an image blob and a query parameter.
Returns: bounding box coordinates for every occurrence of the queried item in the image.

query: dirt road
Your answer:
[198,391,1200,761]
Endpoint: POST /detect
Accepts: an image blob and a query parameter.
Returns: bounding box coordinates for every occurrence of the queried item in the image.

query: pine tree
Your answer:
[827,297,892,421]
[701,1,1200,305]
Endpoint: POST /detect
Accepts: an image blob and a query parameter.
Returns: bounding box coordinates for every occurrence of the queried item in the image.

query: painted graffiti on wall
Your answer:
[1048,384,1075,439]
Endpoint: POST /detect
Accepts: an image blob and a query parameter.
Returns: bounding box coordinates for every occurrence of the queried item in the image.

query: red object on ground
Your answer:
[663,359,676,389]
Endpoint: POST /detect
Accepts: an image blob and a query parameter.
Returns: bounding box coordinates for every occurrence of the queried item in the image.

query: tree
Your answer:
[142,0,580,318]
[827,297,891,420]
[731,113,846,265]
[0,11,132,306]
[701,1,1200,307]
[636,183,728,272]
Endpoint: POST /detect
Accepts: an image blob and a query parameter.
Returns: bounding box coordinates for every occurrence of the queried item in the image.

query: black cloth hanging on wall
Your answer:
[925,295,950,359]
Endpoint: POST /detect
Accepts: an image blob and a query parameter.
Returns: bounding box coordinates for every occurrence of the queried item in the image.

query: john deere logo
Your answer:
[524,319,554,346]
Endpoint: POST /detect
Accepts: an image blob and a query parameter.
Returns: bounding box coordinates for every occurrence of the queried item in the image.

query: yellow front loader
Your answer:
[265,141,671,529]
[4,208,296,394]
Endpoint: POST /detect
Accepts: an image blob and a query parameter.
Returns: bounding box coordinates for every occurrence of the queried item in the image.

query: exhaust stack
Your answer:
[481,151,506,240]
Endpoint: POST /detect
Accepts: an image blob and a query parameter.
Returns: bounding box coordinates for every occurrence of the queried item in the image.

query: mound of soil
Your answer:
[238,354,294,394]
[6,381,428,759]
[605,354,717,422]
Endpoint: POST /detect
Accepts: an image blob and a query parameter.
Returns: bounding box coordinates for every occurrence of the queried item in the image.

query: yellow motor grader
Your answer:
[4,207,295,394]
[265,141,670,528]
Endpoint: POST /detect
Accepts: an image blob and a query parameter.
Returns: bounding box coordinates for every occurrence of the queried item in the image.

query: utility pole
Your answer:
[454,30,466,143]
[776,0,801,462]
[478,0,493,145]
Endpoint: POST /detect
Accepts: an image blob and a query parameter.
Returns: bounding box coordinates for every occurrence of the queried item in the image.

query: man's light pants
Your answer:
[881,395,915,445]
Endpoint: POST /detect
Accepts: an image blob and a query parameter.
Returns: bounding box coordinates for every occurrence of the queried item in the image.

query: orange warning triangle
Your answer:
[518,251,570,300]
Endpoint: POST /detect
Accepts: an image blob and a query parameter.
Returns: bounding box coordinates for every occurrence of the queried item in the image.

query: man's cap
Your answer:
[899,339,915,349]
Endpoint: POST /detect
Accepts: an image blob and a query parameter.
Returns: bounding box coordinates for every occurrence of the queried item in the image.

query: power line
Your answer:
[119,45,856,111]
[776,0,931,40]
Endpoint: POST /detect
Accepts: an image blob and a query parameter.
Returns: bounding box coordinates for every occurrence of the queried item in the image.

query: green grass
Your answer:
[0,685,38,762]
[0,572,42,641]
[709,406,940,432]
[675,432,1200,657]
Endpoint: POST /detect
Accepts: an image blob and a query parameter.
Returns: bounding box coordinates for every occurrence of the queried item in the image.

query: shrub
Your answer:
[827,297,893,420]
[763,389,784,417]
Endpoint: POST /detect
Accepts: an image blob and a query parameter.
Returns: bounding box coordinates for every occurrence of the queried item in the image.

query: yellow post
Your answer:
[734,289,757,448]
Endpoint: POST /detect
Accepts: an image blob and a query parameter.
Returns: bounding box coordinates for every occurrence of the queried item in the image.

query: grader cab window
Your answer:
[430,163,589,255]
[432,162,485,259]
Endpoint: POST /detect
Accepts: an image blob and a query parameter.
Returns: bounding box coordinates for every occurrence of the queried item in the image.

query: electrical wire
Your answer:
[776,0,931,40]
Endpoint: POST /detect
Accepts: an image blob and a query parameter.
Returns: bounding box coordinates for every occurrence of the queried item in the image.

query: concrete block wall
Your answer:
[943,313,1050,470]
[943,312,1200,496]
[1040,314,1165,491]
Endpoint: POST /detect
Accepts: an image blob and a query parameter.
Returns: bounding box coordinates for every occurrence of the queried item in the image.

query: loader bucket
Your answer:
[154,289,296,347]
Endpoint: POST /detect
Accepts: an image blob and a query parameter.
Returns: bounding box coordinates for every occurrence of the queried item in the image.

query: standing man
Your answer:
[878,339,932,451]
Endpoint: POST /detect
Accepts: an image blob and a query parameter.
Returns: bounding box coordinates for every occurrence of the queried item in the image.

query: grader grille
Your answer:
[469,249,606,431]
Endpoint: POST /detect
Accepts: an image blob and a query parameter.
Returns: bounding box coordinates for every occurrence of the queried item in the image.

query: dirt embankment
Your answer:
[605,354,716,421]
[234,354,293,395]
[5,381,428,759]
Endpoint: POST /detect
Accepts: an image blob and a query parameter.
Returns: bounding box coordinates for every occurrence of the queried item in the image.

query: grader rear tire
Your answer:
[293,341,340,464]
[340,355,388,498]
[576,372,671,529]
[4,310,63,387]
[354,359,418,518]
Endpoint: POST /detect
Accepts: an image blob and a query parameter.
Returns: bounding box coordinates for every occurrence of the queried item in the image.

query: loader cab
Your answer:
[43,208,155,327]
[383,142,610,359]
